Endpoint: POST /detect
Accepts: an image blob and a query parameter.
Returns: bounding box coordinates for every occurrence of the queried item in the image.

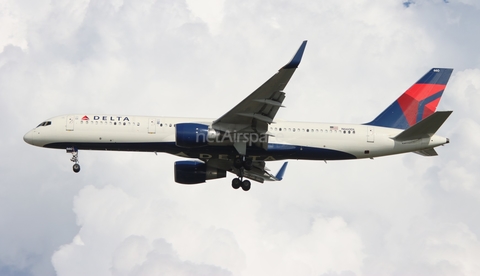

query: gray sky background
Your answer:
[1,0,480,275]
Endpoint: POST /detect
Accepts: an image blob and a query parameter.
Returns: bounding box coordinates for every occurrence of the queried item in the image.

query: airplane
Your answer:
[24,41,453,191]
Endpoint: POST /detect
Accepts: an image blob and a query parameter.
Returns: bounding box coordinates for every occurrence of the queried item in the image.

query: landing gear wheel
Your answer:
[243,159,253,170]
[233,158,243,169]
[73,163,81,173]
[232,178,241,189]
[241,180,251,191]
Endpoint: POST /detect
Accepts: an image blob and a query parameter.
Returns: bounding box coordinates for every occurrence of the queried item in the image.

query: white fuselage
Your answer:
[23,114,449,161]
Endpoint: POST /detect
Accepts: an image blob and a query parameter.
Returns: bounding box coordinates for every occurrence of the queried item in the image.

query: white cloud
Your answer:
[186,0,225,35]
[0,1,28,50]
[50,184,242,275]
[51,183,364,275]
[1,0,480,275]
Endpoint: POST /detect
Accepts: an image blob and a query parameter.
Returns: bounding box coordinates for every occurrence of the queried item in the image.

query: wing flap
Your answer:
[207,159,288,183]
[237,112,274,123]
[414,148,438,156]
[253,98,285,107]
[244,161,288,183]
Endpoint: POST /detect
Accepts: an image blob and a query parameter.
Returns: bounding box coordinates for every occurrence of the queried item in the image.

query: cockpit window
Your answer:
[36,121,52,127]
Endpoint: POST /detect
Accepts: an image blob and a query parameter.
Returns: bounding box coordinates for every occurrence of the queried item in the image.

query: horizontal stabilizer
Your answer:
[393,111,452,141]
[414,148,438,156]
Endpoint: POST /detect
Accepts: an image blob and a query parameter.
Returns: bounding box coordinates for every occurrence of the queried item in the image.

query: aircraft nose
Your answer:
[23,131,33,145]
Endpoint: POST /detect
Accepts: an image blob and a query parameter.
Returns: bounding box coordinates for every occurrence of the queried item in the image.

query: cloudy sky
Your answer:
[1,0,480,275]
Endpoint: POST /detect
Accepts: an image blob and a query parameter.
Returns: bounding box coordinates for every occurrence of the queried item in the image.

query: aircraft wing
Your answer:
[243,161,288,183]
[414,148,438,156]
[212,41,307,154]
[207,159,288,183]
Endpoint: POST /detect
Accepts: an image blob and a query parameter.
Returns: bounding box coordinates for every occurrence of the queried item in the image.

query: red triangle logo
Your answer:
[82,115,89,120]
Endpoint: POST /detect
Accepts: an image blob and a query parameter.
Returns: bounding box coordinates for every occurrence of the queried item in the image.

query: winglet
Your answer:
[275,162,288,181]
[282,41,307,69]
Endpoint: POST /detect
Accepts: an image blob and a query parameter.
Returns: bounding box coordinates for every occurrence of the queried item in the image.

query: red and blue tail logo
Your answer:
[367,68,453,129]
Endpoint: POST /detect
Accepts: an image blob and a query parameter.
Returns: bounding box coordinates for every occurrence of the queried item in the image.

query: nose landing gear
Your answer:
[67,147,80,173]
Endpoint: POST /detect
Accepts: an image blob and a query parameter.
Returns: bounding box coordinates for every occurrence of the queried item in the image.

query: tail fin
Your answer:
[366,68,453,129]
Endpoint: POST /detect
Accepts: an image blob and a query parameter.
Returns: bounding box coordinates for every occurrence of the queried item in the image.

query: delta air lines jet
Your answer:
[24,41,453,191]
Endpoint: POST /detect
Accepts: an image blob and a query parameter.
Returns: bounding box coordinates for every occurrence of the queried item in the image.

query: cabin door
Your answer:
[367,127,375,143]
[66,116,75,131]
[148,118,156,134]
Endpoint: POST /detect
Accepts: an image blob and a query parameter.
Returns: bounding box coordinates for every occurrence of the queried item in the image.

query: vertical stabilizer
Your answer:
[367,68,453,129]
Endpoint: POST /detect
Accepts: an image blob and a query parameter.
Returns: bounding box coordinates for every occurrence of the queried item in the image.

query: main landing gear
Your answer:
[232,178,251,191]
[231,156,252,191]
[67,147,80,173]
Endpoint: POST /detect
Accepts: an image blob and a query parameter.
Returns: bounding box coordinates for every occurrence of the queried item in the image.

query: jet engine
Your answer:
[175,123,220,148]
[174,160,227,184]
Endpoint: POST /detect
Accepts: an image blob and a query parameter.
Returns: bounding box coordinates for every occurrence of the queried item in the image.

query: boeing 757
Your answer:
[24,41,453,191]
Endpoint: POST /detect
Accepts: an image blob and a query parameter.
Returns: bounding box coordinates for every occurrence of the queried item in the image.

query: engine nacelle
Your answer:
[174,161,227,184]
[176,123,221,148]
[176,123,215,148]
